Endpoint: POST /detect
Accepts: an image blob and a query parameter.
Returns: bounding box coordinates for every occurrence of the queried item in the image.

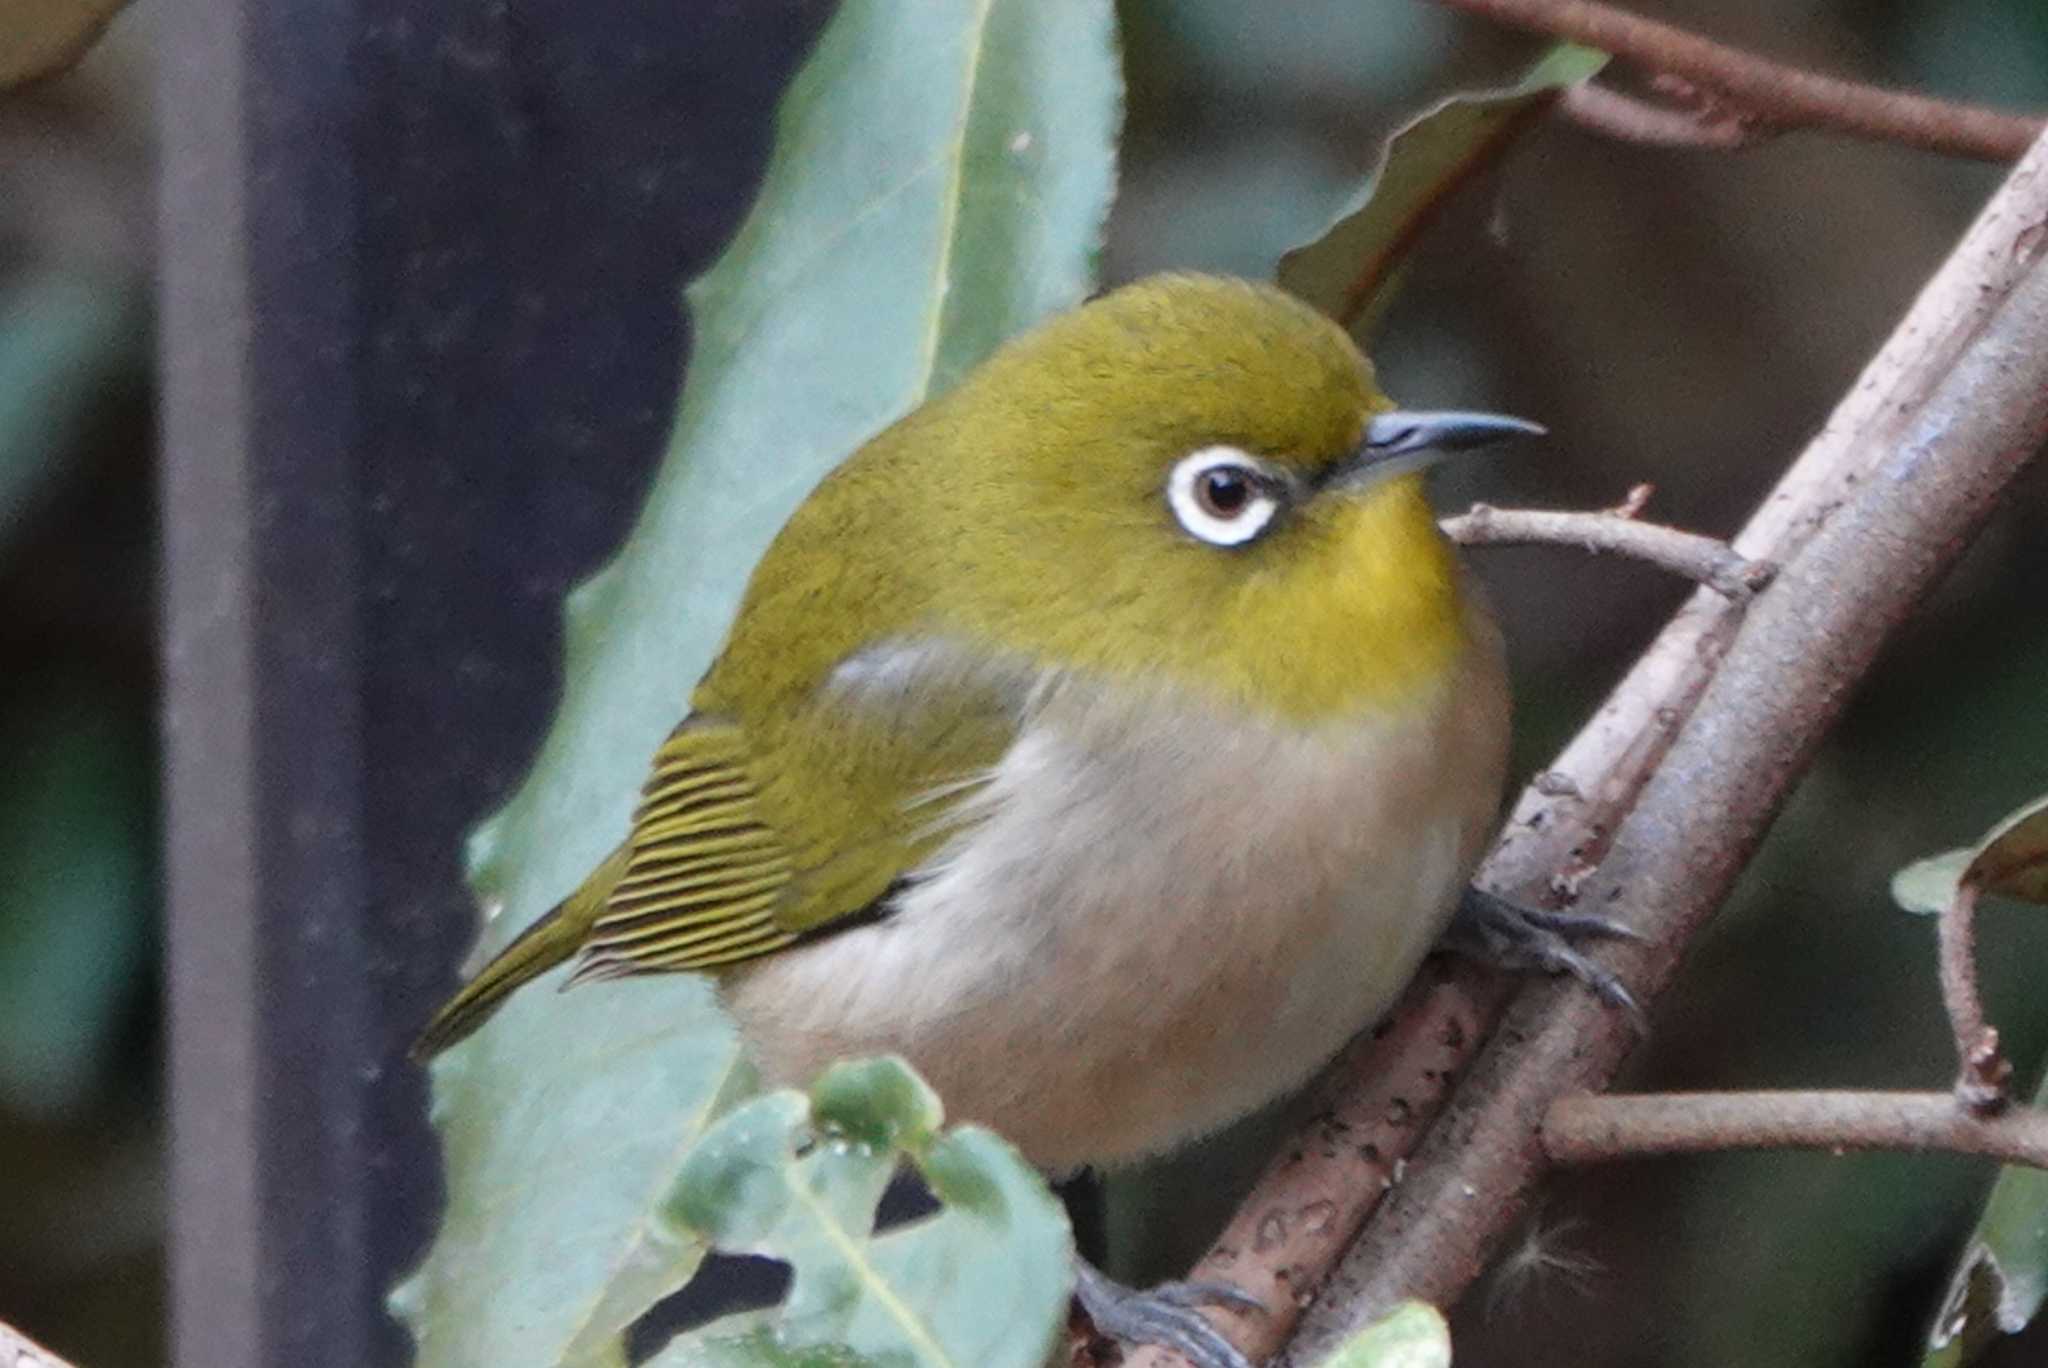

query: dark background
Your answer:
[3,0,2046,1364]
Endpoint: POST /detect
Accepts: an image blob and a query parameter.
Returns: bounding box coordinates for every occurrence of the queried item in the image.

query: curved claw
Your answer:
[1074,1260,1259,1368]
[1150,1279,1266,1316]
[1537,938,1643,1020]
[1449,886,1646,1030]
[1510,906,1647,943]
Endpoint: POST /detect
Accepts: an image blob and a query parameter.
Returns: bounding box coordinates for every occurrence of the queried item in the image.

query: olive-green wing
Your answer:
[417,720,820,1055]
[570,722,801,980]
[568,651,1022,982]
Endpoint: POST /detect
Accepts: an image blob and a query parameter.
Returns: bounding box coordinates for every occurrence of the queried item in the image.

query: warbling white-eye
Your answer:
[418,273,1595,1368]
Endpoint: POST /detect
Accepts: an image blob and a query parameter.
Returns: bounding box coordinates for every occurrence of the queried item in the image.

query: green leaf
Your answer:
[391,980,758,1367]
[466,0,1120,925]
[1923,1158,2048,1366]
[401,1,1120,1361]
[647,1059,1073,1368]
[1276,43,1607,342]
[1319,1301,1453,1368]
[1893,849,1977,919]
[1892,795,2048,916]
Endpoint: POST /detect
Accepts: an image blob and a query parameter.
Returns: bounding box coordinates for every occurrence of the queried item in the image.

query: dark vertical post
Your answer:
[160,0,264,1358]
[162,0,372,1357]
[159,2,829,1364]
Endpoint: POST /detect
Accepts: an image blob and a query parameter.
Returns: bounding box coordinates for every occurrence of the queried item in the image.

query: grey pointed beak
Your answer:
[1364,409,1547,458]
[1323,409,1547,493]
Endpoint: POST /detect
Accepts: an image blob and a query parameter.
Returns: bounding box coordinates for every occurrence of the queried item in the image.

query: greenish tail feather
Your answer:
[411,904,582,1061]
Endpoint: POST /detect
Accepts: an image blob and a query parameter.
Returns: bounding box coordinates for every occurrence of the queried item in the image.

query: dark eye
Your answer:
[1196,467,1253,519]
[1167,447,1281,546]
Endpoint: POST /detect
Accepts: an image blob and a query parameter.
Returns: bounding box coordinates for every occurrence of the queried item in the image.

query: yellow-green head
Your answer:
[717,273,1539,727]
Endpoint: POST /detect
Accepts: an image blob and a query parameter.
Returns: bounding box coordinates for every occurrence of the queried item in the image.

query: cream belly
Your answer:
[722,634,1507,1171]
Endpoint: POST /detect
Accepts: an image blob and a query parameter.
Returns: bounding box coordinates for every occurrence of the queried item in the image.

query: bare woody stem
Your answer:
[1128,126,2048,1368]
[1941,881,2014,1114]
[1441,502,1775,599]
[1127,126,2048,1368]
[1544,1091,2048,1169]
[1279,128,2048,1365]
[1434,0,2044,161]
[1557,82,1770,151]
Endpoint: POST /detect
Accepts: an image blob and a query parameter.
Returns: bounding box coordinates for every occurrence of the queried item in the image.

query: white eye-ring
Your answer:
[1166,446,1282,547]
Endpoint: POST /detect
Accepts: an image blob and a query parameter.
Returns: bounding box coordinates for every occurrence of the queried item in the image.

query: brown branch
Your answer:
[1434,0,2044,161]
[1118,964,1491,1368]
[1131,126,2048,1367]
[1277,128,2048,1364]
[1557,82,1771,150]
[1128,124,2048,1368]
[1941,881,2013,1114]
[1544,1091,2048,1169]
[1440,501,1775,599]
[1,1322,77,1368]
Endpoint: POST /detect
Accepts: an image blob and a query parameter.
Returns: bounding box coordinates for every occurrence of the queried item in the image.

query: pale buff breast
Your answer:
[722,613,1509,1170]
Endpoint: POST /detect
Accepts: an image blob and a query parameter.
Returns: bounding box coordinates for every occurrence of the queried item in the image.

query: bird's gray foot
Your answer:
[1448,885,1643,1018]
[1073,1259,1262,1368]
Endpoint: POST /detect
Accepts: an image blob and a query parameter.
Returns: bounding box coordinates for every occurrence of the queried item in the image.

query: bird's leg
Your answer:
[1073,1258,1263,1368]
[1446,885,1643,1018]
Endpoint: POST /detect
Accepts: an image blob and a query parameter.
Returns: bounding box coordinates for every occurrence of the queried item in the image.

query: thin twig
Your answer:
[1558,82,1771,150]
[1941,881,2013,1114]
[1,1322,77,1368]
[1609,482,1652,519]
[1440,502,1775,599]
[1544,1091,2048,1168]
[1434,0,2044,161]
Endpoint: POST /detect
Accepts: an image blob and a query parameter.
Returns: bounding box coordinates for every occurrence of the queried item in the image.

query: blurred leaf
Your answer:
[647,1059,1072,1368]
[1276,43,1607,343]
[0,689,152,1119]
[0,272,138,549]
[0,0,130,91]
[404,0,1118,1361]
[1923,1154,2048,1366]
[1321,1301,1453,1368]
[1892,795,2048,915]
[1894,849,1978,919]
[462,0,1119,927]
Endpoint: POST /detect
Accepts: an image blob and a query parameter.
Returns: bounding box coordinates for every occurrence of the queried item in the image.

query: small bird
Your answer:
[418,274,1580,1367]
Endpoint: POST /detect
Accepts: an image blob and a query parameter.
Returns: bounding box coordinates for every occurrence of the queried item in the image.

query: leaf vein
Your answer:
[786,1164,956,1367]
[914,0,998,396]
